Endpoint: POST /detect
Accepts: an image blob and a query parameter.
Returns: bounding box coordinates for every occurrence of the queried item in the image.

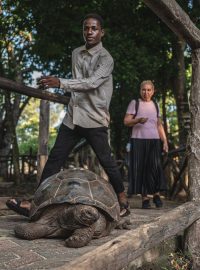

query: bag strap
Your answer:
[128,99,159,139]
[153,100,159,118]
[134,99,139,117]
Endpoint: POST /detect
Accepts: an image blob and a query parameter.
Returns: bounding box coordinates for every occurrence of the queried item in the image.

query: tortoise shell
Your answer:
[30,168,120,221]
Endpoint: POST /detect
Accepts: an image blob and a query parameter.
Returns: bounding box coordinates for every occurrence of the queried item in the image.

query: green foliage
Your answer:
[161,251,192,270]
[16,98,65,154]
[0,0,36,81]
[1,0,198,156]
[104,1,178,152]
[161,91,179,147]
[16,98,39,154]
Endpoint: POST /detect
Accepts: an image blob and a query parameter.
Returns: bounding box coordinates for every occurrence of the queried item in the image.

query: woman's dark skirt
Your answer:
[127,138,167,195]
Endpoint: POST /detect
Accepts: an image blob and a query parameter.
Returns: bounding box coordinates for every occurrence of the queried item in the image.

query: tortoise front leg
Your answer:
[65,225,95,248]
[14,223,57,240]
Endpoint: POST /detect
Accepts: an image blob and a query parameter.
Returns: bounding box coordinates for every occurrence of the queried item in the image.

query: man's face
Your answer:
[83,18,104,49]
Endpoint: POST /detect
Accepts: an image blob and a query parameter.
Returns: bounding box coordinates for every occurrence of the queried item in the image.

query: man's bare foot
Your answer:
[9,199,31,209]
[6,198,31,217]
[118,192,130,217]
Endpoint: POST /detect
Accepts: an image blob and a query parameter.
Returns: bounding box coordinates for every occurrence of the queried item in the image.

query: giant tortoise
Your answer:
[14,168,129,248]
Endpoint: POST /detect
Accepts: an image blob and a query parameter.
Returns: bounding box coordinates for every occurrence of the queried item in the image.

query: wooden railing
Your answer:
[0,146,188,196]
[57,201,200,270]
[0,154,37,180]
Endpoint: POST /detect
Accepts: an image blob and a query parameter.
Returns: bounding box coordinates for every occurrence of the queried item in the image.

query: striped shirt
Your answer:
[59,42,114,129]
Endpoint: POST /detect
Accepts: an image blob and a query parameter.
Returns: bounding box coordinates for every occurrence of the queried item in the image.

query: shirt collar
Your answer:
[81,42,102,55]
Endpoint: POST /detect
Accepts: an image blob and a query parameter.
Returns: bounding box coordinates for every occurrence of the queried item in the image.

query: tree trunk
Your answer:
[172,38,190,146]
[143,0,200,268]
[12,126,21,184]
[185,48,200,269]
[161,90,168,139]
[11,89,22,184]
[112,99,123,159]
[143,0,200,49]
[0,92,16,179]
[37,100,50,182]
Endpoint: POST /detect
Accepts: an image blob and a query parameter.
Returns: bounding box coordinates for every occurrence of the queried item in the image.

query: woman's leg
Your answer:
[153,193,163,208]
[141,194,151,209]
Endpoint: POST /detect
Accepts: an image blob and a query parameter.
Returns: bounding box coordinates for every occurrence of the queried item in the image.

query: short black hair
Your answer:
[83,13,104,28]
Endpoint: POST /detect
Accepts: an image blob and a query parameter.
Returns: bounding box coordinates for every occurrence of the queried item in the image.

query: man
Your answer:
[6,13,130,217]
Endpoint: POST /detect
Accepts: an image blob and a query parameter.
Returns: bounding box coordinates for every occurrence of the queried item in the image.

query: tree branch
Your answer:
[143,0,200,49]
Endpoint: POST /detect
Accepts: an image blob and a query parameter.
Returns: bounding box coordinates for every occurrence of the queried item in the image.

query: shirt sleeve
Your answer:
[126,100,136,115]
[59,54,114,92]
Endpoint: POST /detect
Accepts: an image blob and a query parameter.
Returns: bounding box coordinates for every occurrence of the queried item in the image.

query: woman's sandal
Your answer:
[153,195,163,208]
[6,198,30,217]
[142,199,151,209]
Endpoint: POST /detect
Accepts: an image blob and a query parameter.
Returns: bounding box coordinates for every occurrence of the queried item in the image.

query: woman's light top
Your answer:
[126,99,160,139]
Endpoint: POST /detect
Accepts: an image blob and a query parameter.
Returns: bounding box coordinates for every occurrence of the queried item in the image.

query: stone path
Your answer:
[0,196,181,270]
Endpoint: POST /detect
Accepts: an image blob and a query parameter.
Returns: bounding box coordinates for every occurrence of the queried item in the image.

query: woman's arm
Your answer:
[157,118,168,152]
[124,114,148,127]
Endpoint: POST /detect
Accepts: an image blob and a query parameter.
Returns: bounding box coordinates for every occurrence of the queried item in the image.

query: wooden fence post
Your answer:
[184,48,200,268]
[142,1,200,268]
[37,100,50,182]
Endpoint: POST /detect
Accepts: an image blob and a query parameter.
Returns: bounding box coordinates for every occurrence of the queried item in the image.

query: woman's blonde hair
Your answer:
[140,80,155,91]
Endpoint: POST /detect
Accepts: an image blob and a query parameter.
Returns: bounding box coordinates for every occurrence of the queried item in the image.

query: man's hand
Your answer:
[37,76,60,89]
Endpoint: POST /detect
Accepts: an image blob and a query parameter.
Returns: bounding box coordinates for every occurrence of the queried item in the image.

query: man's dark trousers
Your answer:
[40,123,124,194]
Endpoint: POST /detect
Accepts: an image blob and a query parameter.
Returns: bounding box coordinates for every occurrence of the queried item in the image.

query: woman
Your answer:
[124,80,168,209]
